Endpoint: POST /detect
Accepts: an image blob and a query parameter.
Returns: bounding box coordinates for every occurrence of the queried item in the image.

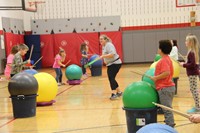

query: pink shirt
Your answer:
[4,54,14,77]
[53,54,62,68]
[155,55,175,90]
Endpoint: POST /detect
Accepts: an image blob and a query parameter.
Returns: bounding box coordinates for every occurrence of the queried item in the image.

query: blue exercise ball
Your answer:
[31,60,34,65]
[89,54,102,67]
[65,64,82,80]
[137,123,178,133]
[24,69,38,75]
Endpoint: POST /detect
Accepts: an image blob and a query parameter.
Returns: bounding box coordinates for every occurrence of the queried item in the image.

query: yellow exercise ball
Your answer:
[171,59,180,78]
[150,61,158,69]
[149,58,180,78]
[34,72,58,102]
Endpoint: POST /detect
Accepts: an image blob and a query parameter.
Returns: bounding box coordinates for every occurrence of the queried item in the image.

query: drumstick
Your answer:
[170,57,180,64]
[29,45,34,60]
[84,57,101,68]
[178,52,186,62]
[33,56,43,66]
[130,70,151,78]
[65,60,71,66]
[152,102,190,118]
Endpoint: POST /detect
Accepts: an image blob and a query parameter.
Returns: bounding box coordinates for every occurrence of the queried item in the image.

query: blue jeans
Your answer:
[54,68,62,83]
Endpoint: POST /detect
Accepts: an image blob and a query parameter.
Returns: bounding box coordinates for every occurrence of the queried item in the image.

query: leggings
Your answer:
[107,64,121,90]
[189,75,200,109]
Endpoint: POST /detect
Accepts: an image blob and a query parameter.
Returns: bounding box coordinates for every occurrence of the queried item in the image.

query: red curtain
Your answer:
[76,33,100,55]
[100,31,123,62]
[40,35,55,67]
[4,33,24,56]
[4,32,123,67]
[53,33,79,65]
[53,33,99,66]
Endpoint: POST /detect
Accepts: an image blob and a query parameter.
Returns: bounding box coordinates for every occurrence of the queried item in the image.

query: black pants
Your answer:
[107,64,121,90]
[82,65,86,74]
[10,74,15,78]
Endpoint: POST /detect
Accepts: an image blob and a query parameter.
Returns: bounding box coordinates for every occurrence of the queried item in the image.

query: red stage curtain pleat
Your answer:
[100,31,123,62]
[40,34,55,67]
[4,33,24,56]
[53,33,80,65]
[76,33,100,55]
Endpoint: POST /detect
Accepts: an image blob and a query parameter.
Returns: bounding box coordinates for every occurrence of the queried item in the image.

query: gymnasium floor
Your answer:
[0,63,200,133]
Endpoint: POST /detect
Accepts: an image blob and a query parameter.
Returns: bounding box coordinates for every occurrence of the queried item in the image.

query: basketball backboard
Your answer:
[176,0,200,7]
[22,0,37,12]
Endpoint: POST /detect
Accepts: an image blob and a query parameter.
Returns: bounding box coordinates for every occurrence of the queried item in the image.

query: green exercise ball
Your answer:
[65,64,82,80]
[142,68,155,88]
[122,81,158,109]
[154,54,161,62]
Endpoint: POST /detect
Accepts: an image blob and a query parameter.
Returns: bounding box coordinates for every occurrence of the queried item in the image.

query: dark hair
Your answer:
[80,42,87,51]
[11,45,18,54]
[172,40,178,47]
[159,40,172,54]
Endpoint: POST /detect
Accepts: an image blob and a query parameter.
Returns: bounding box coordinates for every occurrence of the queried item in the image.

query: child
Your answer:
[180,34,200,113]
[169,40,178,61]
[4,45,18,79]
[80,42,89,76]
[11,44,30,77]
[150,40,176,127]
[53,48,66,86]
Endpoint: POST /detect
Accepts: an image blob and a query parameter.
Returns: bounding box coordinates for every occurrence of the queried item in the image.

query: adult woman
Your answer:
[99,34,122,100]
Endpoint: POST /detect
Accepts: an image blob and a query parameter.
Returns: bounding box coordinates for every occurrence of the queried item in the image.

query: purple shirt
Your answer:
[183,51,199,76]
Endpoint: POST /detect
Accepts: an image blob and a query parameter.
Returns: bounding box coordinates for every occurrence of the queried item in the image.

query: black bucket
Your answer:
[10,94,37,118]
[123,107,157,133]
[90,67,102,76]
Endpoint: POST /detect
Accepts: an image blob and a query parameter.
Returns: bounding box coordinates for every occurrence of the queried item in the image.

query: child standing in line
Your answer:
[53,48,66,86]
[4,45,18,79]
[150,40,176,127]
[180,34,200,113]
[11,44,31,77]
[169,40,178,61]
[80,42,89,76]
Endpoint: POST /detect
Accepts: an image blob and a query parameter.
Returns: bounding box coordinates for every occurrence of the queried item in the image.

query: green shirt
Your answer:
[11,52,28,75]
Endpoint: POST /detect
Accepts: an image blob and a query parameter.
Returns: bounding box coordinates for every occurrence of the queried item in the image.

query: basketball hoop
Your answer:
[28,1,45,8]
[196,0,200,5]
[22,0,45,12]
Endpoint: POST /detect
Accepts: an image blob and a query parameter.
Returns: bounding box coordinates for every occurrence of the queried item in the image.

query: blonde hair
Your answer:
[186,34,199,64]
[59,49,65,55]
[18,43,29,51]
[100,34,112,42]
